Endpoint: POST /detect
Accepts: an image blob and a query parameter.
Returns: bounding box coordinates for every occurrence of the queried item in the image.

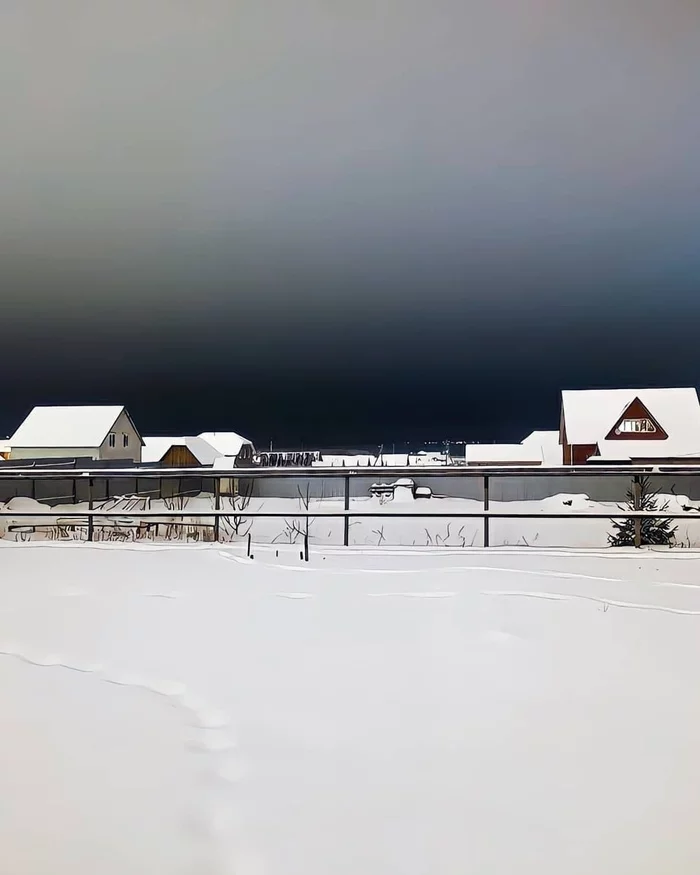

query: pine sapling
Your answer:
[608,476,676,547]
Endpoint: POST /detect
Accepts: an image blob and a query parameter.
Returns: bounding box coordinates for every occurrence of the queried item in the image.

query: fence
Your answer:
[1,464,700,549]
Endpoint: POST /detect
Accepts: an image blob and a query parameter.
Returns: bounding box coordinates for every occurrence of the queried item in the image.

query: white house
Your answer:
[560,388,700,464]
[9,406,144,462]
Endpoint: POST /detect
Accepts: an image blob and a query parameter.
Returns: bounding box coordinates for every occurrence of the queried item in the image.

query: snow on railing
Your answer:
[1,464,699,548]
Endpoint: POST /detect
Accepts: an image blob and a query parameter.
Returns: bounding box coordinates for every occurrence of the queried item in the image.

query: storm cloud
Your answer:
[1,0,698,445]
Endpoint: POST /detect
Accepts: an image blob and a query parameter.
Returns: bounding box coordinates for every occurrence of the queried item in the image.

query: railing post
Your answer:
[214,476,221,543]
[87,477,94,542]
[633,474,642,548]
[483,474,490,548]
[343,475,350,547]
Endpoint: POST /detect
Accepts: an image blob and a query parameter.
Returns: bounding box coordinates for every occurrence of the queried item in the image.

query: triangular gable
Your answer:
[104,408,145,447]
[605,397,668,441]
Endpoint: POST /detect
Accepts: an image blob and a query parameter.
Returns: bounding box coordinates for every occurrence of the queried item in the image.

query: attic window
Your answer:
[616,418,657,435]
[123,434,129,448]
[108,433,116,448]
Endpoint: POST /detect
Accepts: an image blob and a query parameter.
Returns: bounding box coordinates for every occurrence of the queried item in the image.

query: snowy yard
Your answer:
[2,542,700,873]
[4,488,700,548]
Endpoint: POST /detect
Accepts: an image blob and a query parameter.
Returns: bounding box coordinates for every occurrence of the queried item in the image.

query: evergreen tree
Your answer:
[608,476,677,546]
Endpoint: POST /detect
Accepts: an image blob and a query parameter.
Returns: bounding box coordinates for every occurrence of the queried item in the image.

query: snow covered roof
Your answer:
[465,444,542,465]
[142,437,183,463]
[520,430,563,466]
[561,388,700,457]
[185,437,221,465]
[10,406,141,449]
[142,436,221,465]
[197,432,253,458]
[370,478,415,489]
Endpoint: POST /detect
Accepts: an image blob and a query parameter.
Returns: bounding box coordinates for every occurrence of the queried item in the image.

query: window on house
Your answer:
[617,418,656,434]
[123,434,129,448]
[108,433,116,448]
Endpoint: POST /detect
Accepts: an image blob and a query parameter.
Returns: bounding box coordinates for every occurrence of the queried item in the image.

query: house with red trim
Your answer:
[560,388,700,465]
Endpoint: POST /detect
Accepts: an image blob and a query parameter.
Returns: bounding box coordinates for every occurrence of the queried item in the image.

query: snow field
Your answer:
[2,543,700,873]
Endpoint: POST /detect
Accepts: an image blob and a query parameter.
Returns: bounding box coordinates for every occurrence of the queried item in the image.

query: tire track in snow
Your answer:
[485,591,700,616]
[222,549,700,617]
[368,592,457,599]
[219,549,693,591]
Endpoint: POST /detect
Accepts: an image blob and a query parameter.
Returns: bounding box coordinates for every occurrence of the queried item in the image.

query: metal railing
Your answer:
[0,463,699,548]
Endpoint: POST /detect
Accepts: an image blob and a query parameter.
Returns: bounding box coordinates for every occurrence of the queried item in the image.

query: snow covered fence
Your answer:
[2,464,700,547]
[250,472,700,503]
[0,474,216,506]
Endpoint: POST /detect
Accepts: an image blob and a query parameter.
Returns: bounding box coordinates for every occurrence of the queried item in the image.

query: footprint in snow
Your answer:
[143,679,187,698]
[215,757,248,784]
[188,732,238,754]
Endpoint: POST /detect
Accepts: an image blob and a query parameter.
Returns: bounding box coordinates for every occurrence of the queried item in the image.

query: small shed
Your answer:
[369,478,416,502]
[142,436,220,467]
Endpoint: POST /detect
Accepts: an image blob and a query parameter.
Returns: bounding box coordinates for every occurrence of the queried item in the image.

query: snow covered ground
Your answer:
[2,542,700,873]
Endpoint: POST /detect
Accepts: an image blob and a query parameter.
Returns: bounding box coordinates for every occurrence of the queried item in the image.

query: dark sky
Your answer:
[1,1,699,447]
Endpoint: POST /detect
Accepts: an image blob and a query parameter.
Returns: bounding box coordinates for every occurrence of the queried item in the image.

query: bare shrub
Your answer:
[273,482,324,546]
[219,482,255,541]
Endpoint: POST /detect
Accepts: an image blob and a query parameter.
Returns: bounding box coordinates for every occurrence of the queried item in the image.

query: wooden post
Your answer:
[343,475,350,547]
[213,476,221,543]
[72,476,77,506]
[483,474,490,548]
[633,475,642,549]
[304,529,309,562]
[87,477,94,542]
